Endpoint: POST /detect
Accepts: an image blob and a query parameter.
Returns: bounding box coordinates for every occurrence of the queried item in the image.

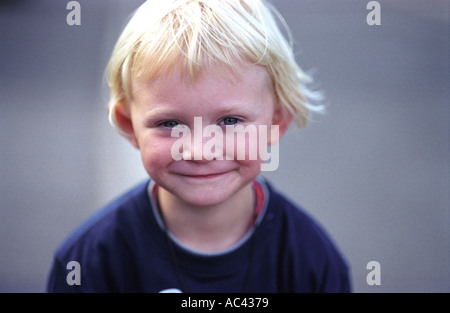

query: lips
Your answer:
[168,160,238,180]
[178,171,229,179]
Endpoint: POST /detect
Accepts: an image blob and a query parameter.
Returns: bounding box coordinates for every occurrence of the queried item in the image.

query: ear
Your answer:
[109,101,140,149]
[268,105,292,145]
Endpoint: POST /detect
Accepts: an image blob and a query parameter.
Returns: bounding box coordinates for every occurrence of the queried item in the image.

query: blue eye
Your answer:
[222,117,239,125]
[162,120,179,128]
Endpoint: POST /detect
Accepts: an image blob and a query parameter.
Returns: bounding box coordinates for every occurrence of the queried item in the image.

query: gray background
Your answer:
[0,0,448,292]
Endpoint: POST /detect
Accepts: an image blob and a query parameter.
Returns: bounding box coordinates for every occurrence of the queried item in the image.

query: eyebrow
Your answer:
[141,106,184,124]
[142,101,260,124]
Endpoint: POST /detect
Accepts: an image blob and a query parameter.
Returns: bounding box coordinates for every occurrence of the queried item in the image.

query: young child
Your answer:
[47,0,351,292]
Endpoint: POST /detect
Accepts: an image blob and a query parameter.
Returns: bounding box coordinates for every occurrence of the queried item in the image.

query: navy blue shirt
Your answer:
[47,177,351,293]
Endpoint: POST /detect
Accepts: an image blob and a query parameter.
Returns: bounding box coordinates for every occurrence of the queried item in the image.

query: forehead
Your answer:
[132,61,273,102]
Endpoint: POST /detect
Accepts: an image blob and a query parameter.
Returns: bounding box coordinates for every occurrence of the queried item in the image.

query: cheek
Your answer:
[223,125,271,162]
[139,140,176,175]
[235,158,265,177]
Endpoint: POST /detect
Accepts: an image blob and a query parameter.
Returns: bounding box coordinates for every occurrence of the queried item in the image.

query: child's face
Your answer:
[125,61,281,207]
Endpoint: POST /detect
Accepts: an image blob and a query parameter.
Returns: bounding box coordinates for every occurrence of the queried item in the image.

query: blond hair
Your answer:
[106,0,323,137]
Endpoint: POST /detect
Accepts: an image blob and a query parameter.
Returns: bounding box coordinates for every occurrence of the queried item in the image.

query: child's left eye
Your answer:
[221,117,240,125]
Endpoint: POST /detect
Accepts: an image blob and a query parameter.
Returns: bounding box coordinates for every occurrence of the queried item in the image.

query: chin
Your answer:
[176,189,234,208]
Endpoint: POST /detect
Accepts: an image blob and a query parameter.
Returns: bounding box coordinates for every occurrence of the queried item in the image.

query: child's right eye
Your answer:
[161,120,180,128]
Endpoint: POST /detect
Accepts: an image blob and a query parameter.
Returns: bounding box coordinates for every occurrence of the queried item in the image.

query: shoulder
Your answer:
[260,178,351,292]
[56,180,151,256]
[47,180,152,292]
[262,178,332,243]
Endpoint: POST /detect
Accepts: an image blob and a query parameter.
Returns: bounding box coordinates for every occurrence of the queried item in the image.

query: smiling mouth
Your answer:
[179,171,230,179]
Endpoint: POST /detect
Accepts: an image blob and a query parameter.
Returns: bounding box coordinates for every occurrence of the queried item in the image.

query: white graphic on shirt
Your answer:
[159,288,183,293]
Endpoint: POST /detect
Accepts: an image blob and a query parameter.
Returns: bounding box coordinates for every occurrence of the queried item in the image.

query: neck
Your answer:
[157,183,255,253]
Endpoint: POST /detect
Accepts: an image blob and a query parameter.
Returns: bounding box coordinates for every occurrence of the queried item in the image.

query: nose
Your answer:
[181,126,224,162]
[182,140,208,162]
